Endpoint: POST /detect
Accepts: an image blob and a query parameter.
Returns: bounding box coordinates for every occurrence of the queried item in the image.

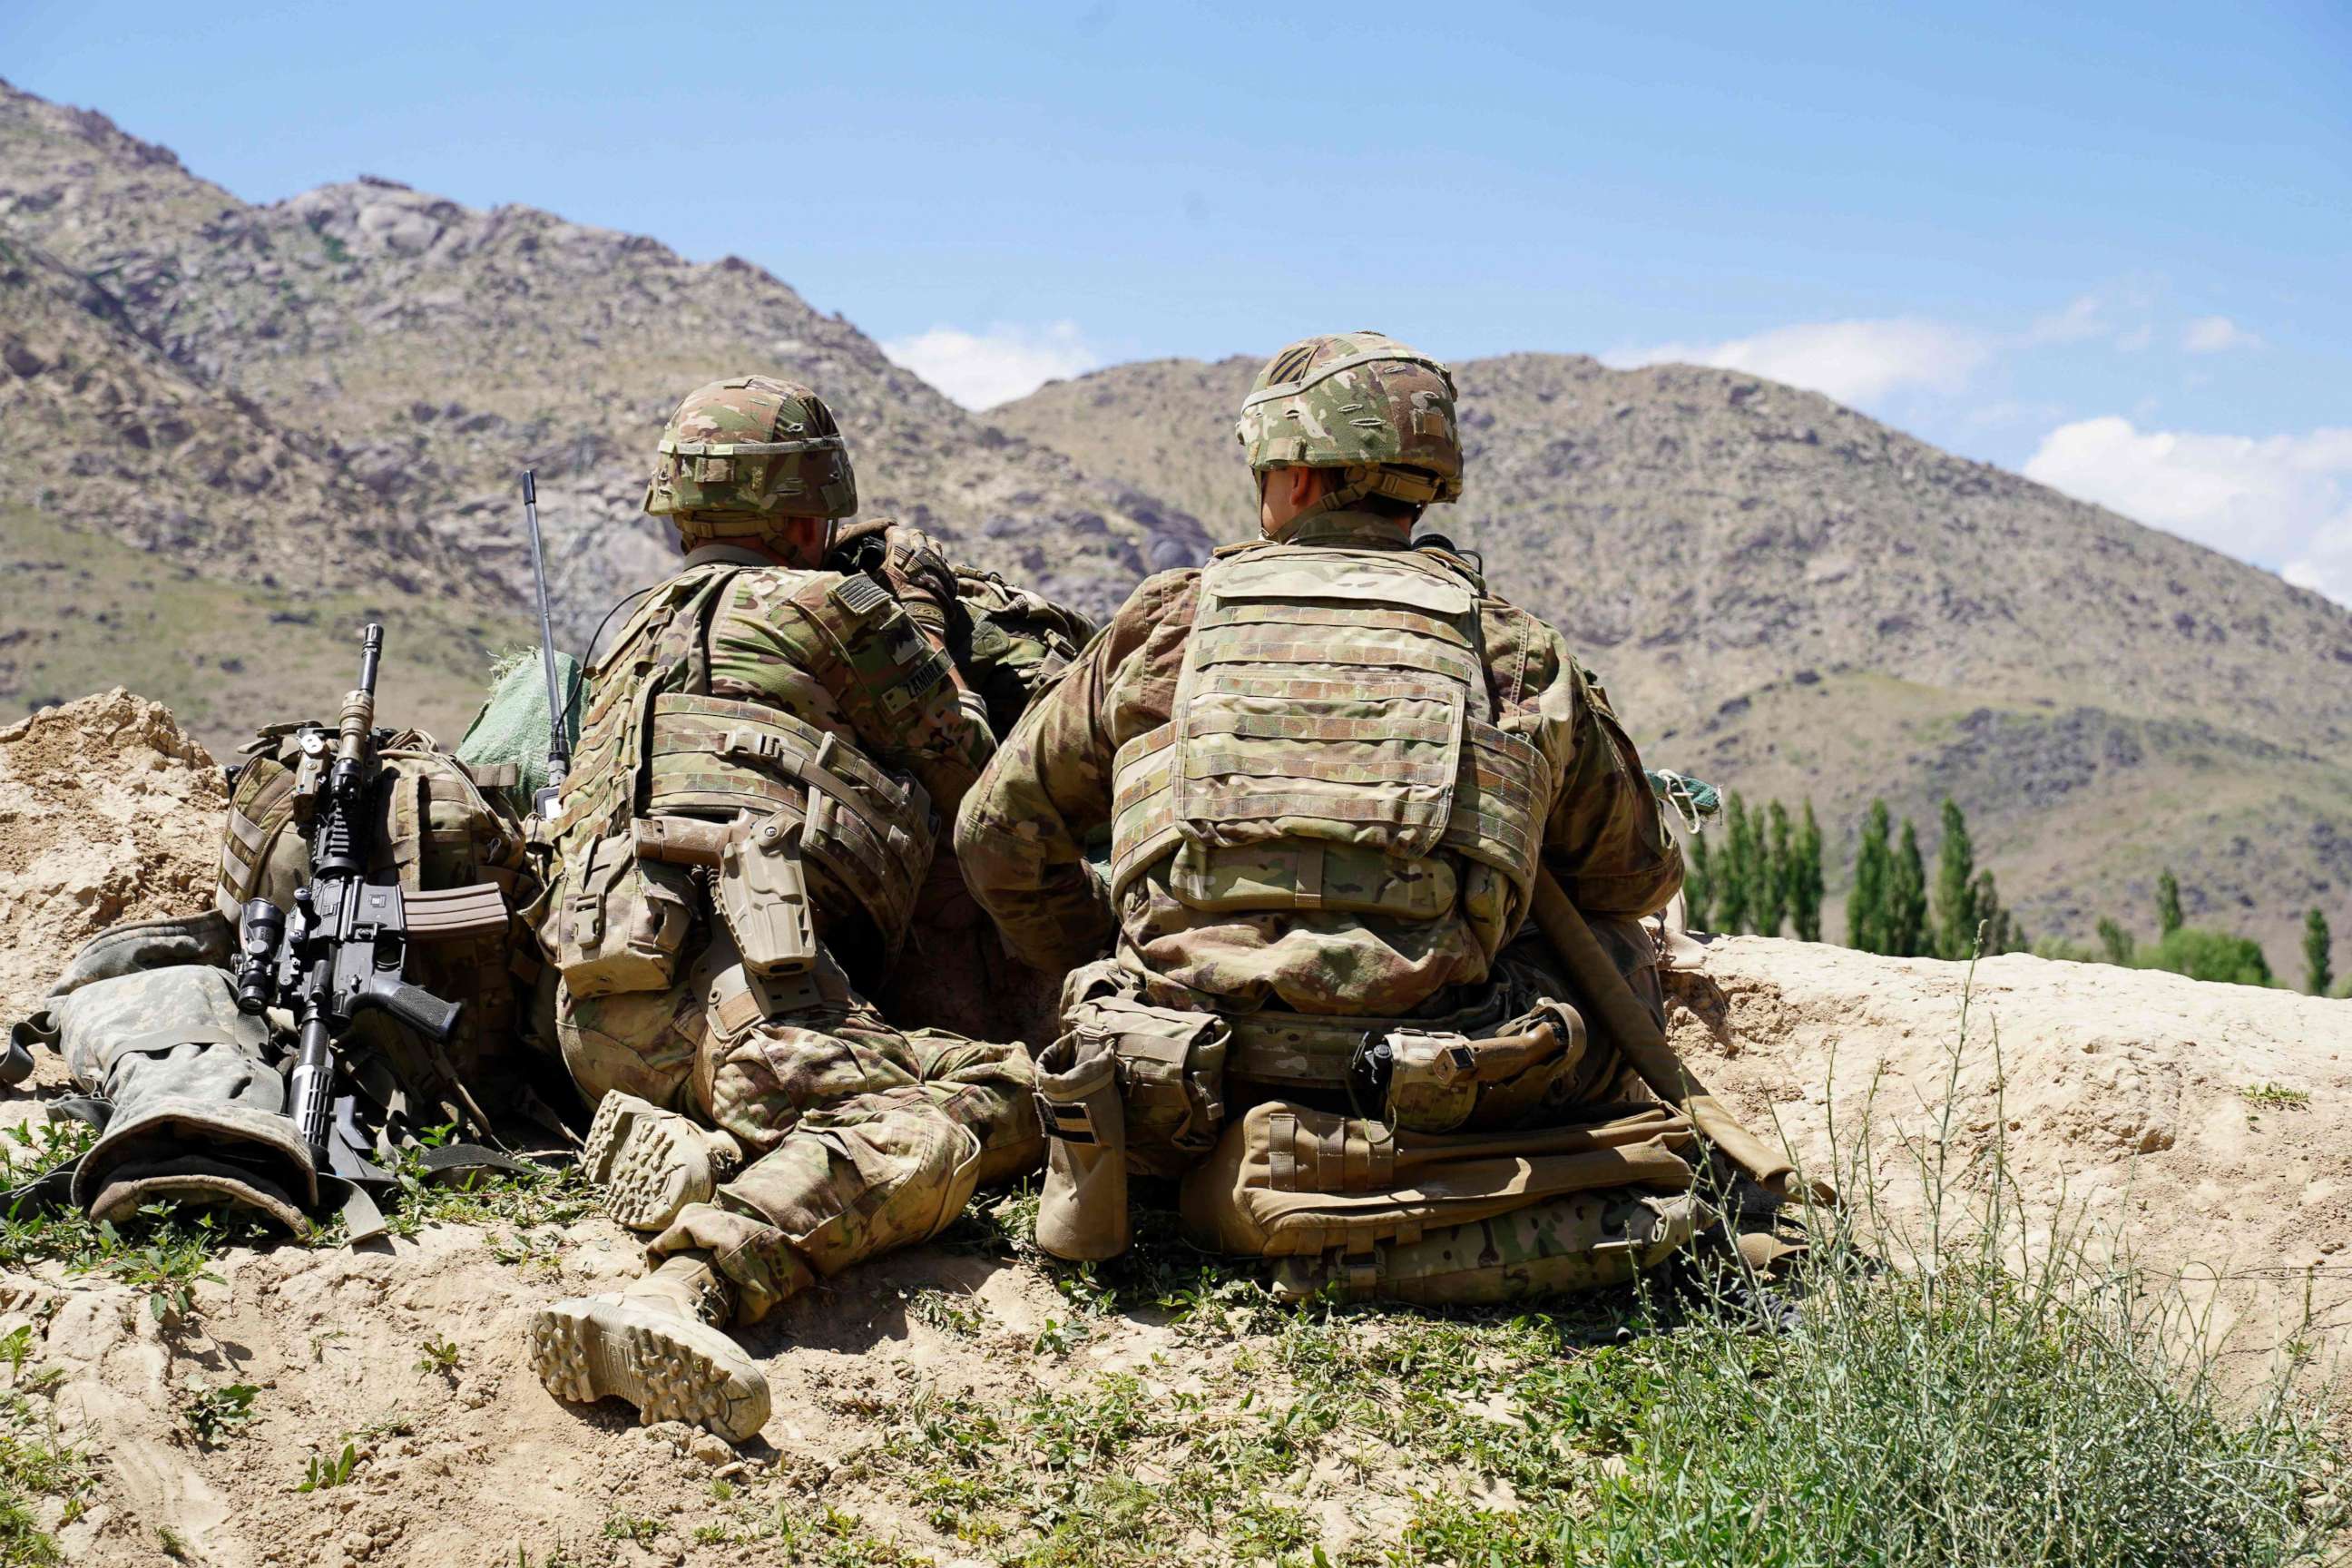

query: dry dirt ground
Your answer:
[1671,934,2352,1380]
[0,691,2344,1566]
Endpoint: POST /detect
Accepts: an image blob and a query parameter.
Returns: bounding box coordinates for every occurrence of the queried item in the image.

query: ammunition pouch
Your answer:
[1348,999,1590,1134]
[1060,995,1230,1179]
[553,831,696,999]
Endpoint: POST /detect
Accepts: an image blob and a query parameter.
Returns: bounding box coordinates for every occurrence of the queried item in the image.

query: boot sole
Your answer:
[528,1295,770,1444]
[582,1092,717,1232]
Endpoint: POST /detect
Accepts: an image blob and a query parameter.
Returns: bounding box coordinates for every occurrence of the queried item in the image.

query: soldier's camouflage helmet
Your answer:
[1234,331,1463,508]
[642,375,858,540]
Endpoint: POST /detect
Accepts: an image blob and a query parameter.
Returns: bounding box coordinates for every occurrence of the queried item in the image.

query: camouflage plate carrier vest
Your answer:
[1109,543,1548,1039]
[550,562,936,999]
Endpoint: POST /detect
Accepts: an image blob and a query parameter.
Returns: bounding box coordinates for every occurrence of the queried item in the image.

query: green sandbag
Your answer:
[457,651,583,817]
[1646,769,1721,821]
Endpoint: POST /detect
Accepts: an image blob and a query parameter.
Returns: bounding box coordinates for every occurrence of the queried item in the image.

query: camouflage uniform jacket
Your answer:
[556,538,995,955]
[956,512,1681,1016]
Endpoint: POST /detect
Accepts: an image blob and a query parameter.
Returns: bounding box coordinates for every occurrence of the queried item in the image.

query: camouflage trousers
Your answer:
[557,928,1040,1323]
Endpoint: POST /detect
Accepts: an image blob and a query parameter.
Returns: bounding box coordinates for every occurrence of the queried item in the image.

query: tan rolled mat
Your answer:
[1531,870,1832,1204]
[1179,1099,1700,1259]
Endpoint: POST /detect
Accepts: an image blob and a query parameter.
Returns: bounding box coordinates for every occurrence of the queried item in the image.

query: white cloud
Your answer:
[2023,416,2352,604]
[880,320,1101,410]
[2181,315,2262,354]
[1603,318,1990,407]
[2025,294,2112,346]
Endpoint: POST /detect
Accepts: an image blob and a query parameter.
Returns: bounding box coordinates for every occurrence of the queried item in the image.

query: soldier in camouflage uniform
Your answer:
[956,333,1710,1303]
[527,377,1041,1442]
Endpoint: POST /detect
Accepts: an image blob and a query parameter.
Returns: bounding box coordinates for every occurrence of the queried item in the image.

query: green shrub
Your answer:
[2134,926,2276,987]
[1559,989,2345,1568]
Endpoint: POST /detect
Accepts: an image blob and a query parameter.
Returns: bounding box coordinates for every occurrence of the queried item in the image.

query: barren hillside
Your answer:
[0,80,1210,750]
[992,355,2352,968]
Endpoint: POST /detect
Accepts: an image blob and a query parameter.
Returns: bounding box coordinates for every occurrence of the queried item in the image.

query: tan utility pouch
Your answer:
[1062,995,1230,1180]
[717,812,817,977]
[552,831,695,998]
[1370,1000,1589,1134]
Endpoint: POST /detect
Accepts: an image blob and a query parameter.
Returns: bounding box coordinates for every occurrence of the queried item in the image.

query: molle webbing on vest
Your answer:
[554,565,738,858]
[216,759,300,919]
[1107,546,1546,930]
[552,561,936,950]
[644,692,934,946]
[1263,1110,1397,1195]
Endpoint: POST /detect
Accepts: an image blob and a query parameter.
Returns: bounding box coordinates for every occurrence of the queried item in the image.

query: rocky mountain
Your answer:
[993,356,2352,971]
[0,78,1210,737]
[0,221,523,739]
[3,74,2345,970]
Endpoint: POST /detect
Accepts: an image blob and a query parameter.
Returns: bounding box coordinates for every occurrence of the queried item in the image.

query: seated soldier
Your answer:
[956,332,1716,1306]
[526,377,1043,1442]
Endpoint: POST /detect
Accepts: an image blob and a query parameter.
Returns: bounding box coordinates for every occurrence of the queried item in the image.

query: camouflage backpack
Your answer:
[217,723,536,1127]
[950,565,1099,738]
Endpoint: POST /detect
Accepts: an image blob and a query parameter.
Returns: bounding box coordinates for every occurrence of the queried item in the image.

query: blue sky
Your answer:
[6,1,2350,597]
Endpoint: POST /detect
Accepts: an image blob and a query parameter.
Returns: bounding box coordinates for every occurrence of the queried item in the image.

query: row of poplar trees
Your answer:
[1684,795,2018,959]
[1848,797,2022,958]
[1685,792,2339,990]
[1682,798,1827,941]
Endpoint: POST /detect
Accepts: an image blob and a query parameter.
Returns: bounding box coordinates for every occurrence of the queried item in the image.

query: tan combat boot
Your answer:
[1033,1034,1129,1261]
[529,1250,771,1443]
[582,1092,744,1231]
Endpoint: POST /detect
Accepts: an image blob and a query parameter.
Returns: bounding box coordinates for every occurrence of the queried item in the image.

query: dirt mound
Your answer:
[1670,936,2352,1370]
[0,689,223,1017]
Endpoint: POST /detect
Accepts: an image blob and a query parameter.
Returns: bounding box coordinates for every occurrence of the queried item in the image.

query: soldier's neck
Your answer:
[682,542,789,570]
[1264,510,1414,550]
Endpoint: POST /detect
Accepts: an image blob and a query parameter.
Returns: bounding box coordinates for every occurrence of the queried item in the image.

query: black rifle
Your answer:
[231,625,507,1166]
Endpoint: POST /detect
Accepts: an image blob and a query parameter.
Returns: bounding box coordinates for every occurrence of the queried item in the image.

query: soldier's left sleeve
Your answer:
[1541,661,1684,918]
[775,573,997,820]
